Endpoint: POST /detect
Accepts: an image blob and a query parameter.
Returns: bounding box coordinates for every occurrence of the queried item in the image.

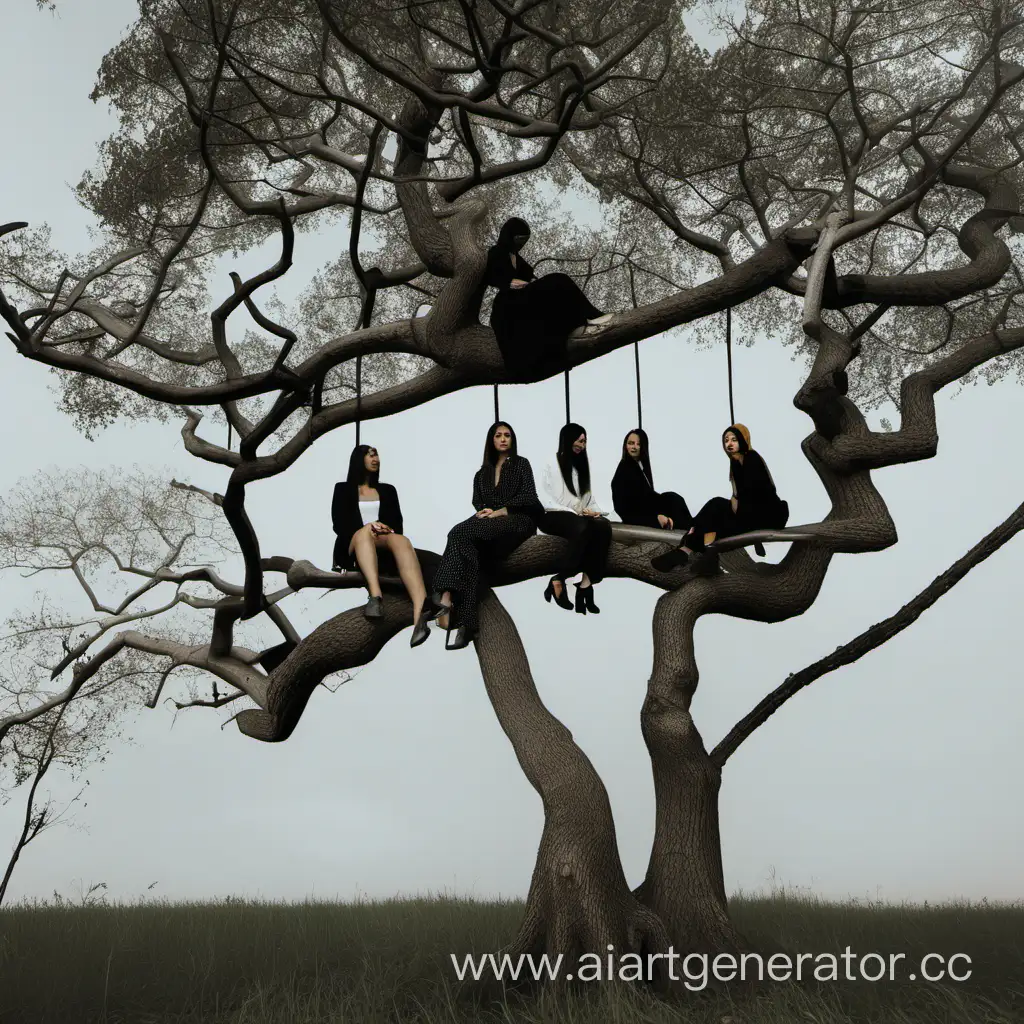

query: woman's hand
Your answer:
[510,278,529,289]
[657,514,673,529]
[477,507,509,518]
[370,521,392,534]
[581,508,600,517]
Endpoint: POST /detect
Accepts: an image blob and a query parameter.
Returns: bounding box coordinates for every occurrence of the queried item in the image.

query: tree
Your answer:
[2,0,1023,979]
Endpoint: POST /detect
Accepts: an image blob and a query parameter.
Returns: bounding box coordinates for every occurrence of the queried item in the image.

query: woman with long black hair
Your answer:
[429,422,543,650]
[331,444,444,647]
[485,217,612,376]
[539,423,611,614]
[651,424,789,570]
[610,428,692,532]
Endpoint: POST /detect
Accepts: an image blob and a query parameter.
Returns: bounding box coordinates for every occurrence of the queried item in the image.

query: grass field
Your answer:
[1,892,1022,1023]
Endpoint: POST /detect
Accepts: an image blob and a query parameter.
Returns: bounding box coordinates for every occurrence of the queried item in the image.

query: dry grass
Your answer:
[0,892,1021,1023]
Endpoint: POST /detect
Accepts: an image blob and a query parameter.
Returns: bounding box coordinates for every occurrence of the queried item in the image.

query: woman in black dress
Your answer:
[429,421,543,650]
[651,424,789,570]
[331,444,444,647]
[539,422,611,614]
[485,217,612,376]
[611,428,692,532]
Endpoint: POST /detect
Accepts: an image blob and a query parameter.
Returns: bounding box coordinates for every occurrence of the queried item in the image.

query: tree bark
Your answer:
[474,591,670,974]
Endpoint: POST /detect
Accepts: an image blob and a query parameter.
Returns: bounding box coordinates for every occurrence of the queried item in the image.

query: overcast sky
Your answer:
[1,2,1021,908]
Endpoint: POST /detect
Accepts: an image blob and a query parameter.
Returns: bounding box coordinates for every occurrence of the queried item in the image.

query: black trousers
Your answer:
[689,496,789,542]
[622,490,693,531]
[539,511,613,585]
[432,513,535,630]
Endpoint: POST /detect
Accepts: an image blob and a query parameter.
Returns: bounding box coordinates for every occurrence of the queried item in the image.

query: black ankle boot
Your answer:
[575,584,600,614]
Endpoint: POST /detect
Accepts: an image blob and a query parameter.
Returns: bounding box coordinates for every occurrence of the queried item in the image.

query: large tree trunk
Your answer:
[637,698,748,955]
[474,590,669,974]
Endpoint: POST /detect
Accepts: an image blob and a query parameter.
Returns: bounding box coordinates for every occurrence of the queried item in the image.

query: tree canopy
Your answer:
[3,0,1024,972]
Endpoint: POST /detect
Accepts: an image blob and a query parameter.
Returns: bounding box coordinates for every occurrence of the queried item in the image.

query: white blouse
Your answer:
[358,499,380,525]
[542,460,605,516]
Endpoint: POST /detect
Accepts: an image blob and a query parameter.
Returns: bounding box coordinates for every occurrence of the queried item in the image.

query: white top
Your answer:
[542,460,605,516]
[358,499,380,525]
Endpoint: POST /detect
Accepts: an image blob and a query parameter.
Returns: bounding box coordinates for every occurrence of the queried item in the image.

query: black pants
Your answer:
[432,513,535,630]
[622,490,693,531]
[539,511,612,585]
[688,496,789,542]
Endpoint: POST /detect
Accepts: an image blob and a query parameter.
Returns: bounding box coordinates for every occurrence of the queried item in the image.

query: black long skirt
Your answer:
[491,274,602,375]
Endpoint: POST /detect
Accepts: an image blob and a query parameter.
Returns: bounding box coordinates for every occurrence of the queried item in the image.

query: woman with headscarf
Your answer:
[485,217,612,376]
[539,422,611,615]
[331,444,445,647]
[611,428,692,533]
[651,424,789,571]
[429,421,544,650]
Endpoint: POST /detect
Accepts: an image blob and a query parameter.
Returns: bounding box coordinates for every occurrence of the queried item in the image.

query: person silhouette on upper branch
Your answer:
[484,217,613,377]
[651,424,789,571]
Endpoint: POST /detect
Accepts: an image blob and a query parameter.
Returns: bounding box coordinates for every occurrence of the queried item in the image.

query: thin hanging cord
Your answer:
[227,421,232,451]
[725,306,735,425]
[493,383,499,422]
[633,341,642,430]
[355,353,363,446]
[564,369,570,423]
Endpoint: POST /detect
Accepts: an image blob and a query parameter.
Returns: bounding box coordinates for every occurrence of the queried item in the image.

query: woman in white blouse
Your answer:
[540,423,612,614]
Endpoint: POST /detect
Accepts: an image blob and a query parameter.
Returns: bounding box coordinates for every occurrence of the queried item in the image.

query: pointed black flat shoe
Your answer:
[410,616,431,648]
[363,595,384,619]
[651,548,689,572]
[544,575,573,610]
[753,541,767,557]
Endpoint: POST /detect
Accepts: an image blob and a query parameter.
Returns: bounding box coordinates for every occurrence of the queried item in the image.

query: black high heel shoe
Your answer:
[574,583,600,614]
[544,575,573,610]
[445,624,477,650]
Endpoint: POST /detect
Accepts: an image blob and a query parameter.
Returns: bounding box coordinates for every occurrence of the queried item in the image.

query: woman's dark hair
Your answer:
[556,422,590,497]
[721,426,749,454]
[619,427,654,488]
[482,421,518,467]
[346,444,379,486]
[496,217,530,250]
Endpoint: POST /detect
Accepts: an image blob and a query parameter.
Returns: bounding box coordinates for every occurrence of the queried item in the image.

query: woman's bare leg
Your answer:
[380,534,427,620]
[350,526,382,597]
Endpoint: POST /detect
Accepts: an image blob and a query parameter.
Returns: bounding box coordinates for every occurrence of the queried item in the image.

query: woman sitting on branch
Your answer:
[611,428,692,533]
[485,217,613,377]
[331,445,444,647]
[430,422,544,650]
[651,424,789,571]
[540,423,611,615]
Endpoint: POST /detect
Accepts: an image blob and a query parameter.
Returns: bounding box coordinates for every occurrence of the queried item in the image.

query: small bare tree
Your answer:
[2,0,1023,980]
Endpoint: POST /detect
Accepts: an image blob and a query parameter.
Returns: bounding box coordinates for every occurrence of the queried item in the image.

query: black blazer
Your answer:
[611,458,660,527]
[331,481,403,570]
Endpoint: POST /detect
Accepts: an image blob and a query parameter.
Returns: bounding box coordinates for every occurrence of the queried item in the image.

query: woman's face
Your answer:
[625,433,642,459]
[493,426,513,453]
[363,447,380,473]
[572,432,587,455]
[722,431,741,455]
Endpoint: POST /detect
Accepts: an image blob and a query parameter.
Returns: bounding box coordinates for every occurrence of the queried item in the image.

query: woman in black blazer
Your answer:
[611,428,692,531]
[332,444,443,647]
[429,421,543,650]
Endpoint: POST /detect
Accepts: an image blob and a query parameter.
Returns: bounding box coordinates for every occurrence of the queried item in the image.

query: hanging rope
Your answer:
[725,306,735,425]
[563,368,571,423]
[227,421,232,451]
[355,353,363,445]
[633,341,642,429]
[493,383,499,422]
